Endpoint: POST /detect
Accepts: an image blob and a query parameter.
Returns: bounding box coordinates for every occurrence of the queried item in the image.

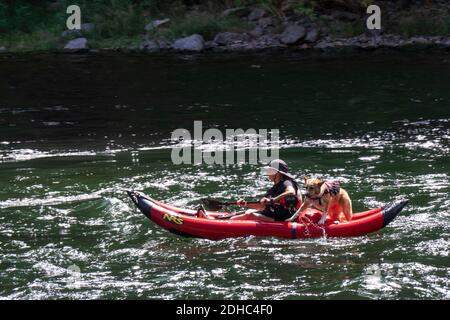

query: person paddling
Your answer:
[229,159,302,222]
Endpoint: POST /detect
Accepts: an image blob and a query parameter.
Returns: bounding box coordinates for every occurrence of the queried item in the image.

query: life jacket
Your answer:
[322,180,341,197]
[278,179,302,213]
[305,180,341,206]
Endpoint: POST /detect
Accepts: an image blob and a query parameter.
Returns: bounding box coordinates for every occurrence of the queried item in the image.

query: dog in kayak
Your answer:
[301,177,353,225]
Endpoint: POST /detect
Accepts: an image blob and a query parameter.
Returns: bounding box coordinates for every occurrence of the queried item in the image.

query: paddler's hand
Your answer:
[236,199,247,207]
[260,197,271,205]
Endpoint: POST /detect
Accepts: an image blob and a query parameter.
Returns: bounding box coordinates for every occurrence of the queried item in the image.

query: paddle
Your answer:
[201,198,259,211]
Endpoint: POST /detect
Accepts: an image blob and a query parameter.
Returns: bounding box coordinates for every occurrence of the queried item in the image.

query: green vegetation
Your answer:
[326,20,366,38]
[0,0,449,52]
[0,0,252,50]
[148,12,249,41]
[390,13,450,37]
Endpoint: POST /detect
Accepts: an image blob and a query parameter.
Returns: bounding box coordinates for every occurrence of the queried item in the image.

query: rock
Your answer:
[140,39,171,51]
[81,23,95,33]
[378,37,400,48]
[213,32,236,45]
[64,37,88,50]
[226,40,255,51]
[172,34,205,51]
[409,36,430,45]
[258,16,275,29]
[62,29,80,37]
[356,34,370,43]
[365,29,383,37]
[304,28,320,43]
[359,42,378,51]
[250,17,278,36]
[257,34,282,47]
[249,25,264,37]
[443,38,450,47]
[213,32,250,46]
[62,23,95,37]
[144,18,170,31]
[401,36,436,49]
[0,46,6,53]
[330,11,360,22]
[157,40,171,50]
[248,8,268,21]
[141,40,160,52]
[280,25,306,45]
[348,37,362,47]
[204,41,218,50]
[314,41,335,51]
[221,7,250,18]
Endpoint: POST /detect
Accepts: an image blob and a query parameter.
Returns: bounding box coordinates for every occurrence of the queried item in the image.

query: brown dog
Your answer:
[301,177,353,225]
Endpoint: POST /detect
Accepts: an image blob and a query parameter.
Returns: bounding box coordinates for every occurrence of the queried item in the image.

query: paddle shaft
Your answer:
[216,200,260,206]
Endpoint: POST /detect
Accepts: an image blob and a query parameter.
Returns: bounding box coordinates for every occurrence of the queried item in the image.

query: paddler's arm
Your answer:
[236,198,265,210]
[270,186,296,203]
[237,185,297,209]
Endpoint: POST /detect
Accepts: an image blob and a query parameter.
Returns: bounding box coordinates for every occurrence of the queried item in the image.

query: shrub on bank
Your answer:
[391,13,450,37]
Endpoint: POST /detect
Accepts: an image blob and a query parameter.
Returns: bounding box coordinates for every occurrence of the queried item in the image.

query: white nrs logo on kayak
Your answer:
[171,121,279,165]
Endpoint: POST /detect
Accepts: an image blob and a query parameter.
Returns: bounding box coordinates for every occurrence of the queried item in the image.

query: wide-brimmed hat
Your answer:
[261,159,296,180]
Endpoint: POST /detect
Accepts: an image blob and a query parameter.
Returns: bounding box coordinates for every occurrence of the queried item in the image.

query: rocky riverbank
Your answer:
[137,3,450,53]
[1,1,450,54]
[139,33,450,53]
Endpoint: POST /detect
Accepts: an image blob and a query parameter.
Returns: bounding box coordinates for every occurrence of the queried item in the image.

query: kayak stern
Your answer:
[382,199,409,227]
[127,190,152,220]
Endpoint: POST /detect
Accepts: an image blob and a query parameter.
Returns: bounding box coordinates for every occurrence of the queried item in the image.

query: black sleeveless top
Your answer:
[262,179,300,221]
[265,179,297,198]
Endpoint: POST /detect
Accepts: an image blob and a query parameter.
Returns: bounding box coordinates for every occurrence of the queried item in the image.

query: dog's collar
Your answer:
[306,194,323,206]
[306,194,322,200]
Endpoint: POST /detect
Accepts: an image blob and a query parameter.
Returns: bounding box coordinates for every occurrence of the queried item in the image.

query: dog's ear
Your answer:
[317,180,326,197]
[303,176,309,185]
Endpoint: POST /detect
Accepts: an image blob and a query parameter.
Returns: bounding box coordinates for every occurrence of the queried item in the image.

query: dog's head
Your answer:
[304,177,324,198]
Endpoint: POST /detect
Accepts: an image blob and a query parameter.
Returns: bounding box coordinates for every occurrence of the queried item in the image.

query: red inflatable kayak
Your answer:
[127,191,408,240]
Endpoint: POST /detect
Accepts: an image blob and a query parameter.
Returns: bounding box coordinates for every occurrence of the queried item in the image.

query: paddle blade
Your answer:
[202,199,236,211]
[201,199,233,211]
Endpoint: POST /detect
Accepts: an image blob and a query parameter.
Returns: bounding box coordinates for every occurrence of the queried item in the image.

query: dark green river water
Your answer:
[0,51,449,299]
